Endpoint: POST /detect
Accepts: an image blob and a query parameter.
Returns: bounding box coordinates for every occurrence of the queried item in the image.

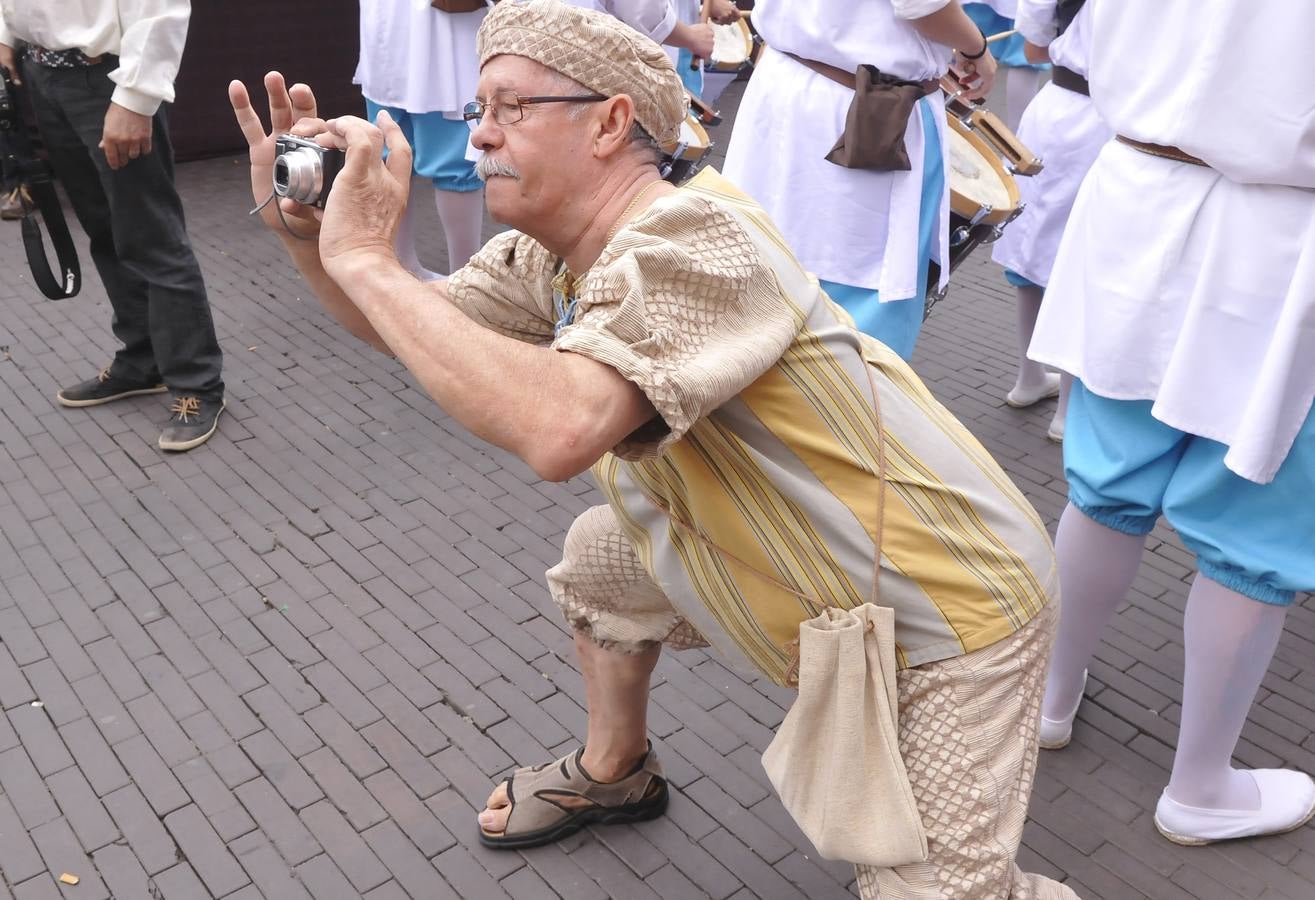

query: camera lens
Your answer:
[273,158,290,192]
[272,146,323,205]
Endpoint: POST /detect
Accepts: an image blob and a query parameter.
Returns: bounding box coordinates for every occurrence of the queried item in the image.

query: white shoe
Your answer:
[1006,372,1062,409]
[1047,418,1065,443]
[1038,670,1087,750]
[1154,770,1315,845]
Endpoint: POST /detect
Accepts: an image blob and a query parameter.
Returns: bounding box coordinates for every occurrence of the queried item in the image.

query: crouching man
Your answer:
[230,2,1076,895]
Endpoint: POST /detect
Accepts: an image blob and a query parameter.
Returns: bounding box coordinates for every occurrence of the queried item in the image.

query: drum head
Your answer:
[946,116,1019,225]
[710,20,753,72]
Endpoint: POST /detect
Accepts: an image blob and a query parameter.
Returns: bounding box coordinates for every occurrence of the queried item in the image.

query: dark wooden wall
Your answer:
[171,0,365,161]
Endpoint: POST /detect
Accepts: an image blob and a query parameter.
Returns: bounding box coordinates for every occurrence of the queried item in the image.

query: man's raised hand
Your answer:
[314,111,413,278]
[228,71,324,235]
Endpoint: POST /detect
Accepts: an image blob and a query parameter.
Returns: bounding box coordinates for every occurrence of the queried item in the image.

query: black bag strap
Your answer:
[18,170,80,299]
[2,68,81,300]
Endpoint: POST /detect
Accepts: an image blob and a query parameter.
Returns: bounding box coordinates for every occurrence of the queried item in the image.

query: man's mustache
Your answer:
[476,156,522,181]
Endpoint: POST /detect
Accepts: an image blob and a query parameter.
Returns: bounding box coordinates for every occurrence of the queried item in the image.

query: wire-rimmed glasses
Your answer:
[463,90,608,131]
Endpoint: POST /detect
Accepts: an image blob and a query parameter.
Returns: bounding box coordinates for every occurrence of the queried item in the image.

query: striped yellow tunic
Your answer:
[449,168,1056,685]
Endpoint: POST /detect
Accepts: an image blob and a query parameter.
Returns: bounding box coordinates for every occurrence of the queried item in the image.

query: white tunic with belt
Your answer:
[990,0,1109,285]
[720,0,953,300]
[355,0,486,116]
[1030,1,1315,484]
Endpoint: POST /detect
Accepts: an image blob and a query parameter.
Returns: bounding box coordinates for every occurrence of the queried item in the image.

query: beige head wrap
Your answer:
[476,0,686,146]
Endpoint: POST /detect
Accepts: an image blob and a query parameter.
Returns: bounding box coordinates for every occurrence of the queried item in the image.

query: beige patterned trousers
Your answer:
[549,505,1078,899]
[857,600,1079,899]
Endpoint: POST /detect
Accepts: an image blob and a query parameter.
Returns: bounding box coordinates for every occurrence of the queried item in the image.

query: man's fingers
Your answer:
[228,80,268,146]
[313,129,348,151]
[375,110,414,186]
[290,116,329,138]
[289,82,318,123]
[264,71,294,133]
[100,138,122,170]
[328,115,384,182]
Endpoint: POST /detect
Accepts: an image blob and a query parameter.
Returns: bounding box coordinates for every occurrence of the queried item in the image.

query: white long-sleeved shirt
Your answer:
[1015,0,1089,75]
[0,0,189,116]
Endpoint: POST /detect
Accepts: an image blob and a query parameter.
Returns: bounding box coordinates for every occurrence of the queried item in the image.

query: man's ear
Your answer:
[592,94,638,159]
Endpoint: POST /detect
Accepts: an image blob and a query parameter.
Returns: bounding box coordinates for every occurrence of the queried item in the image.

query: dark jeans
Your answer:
[22,56,223,400]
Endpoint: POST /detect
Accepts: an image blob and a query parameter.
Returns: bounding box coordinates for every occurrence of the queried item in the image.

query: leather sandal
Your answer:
[478,743,669,850]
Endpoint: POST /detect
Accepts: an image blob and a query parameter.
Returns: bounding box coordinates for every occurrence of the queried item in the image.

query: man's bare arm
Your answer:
[332,256,657,482]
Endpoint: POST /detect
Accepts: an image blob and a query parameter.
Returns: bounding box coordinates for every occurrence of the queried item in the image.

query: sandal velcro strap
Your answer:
[479,743,669,849]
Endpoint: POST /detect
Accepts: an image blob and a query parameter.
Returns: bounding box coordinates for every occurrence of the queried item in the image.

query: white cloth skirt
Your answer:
[991,82,1111,286]
[1031,141,1315,484]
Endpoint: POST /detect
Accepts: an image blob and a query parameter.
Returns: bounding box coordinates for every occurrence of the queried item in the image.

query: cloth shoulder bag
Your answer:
[761,601,926,866]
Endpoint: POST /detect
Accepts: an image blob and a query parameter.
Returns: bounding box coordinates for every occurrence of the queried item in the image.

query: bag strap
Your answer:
[3,71,82,300]
[633,360,888,684]
[19,171,81,300]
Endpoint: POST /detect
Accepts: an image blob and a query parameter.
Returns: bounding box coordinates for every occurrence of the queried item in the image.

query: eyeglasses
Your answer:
[463,90,609,130]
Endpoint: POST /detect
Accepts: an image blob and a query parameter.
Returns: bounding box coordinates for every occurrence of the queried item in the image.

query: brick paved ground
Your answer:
[1,76,1313,900]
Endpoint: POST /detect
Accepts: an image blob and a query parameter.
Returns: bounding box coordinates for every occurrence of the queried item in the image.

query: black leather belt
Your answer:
[1050,65,1089,97]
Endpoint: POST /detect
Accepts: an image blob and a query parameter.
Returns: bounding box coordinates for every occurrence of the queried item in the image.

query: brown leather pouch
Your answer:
[825,65,928,172]
[430,0,488,12]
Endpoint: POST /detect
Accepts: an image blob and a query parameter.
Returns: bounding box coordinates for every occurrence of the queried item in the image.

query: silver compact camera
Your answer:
[272,134,344,209]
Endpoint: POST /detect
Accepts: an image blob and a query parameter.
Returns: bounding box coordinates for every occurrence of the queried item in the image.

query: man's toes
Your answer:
[478,804,511,835]
[485,781,509,810]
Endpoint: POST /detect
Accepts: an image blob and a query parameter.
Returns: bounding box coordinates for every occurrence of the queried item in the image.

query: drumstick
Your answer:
[691,0,714,71]
[985,29,1016,44]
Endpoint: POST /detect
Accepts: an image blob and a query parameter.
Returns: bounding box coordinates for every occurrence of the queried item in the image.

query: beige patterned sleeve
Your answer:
[552,195,801,459]
[446,230,559,344]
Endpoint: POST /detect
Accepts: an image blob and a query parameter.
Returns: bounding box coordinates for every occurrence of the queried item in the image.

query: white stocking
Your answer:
[1041,503,1147,720]
[394,196,441,282]
[1005,66,1045,133]
[1013,284,1049,394]
[1050,372,1073,439]
[434,187,485,274]
[1167,575,1287,809]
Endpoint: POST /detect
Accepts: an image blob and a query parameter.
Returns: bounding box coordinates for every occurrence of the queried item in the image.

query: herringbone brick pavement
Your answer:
[0,77,1312,900]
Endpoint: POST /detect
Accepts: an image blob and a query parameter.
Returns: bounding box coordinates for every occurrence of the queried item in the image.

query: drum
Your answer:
[924,115,1025,318]
[707,19,756,74]
[947,115,1021,229]
[940,78,1043,176]
[660,109,712,185]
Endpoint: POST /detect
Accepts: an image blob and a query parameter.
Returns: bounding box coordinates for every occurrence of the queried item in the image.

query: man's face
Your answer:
[469,56,598,234]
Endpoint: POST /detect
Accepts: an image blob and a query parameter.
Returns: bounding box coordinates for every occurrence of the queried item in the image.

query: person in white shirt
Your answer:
[356,0,488,278]
[563,0,717,66]
[961,0,1048,132]
[988,0,1107,439]
[662,0,741,102]
[721,0,997,361]
[1029,0,1315,845]
[0,0,226,451]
